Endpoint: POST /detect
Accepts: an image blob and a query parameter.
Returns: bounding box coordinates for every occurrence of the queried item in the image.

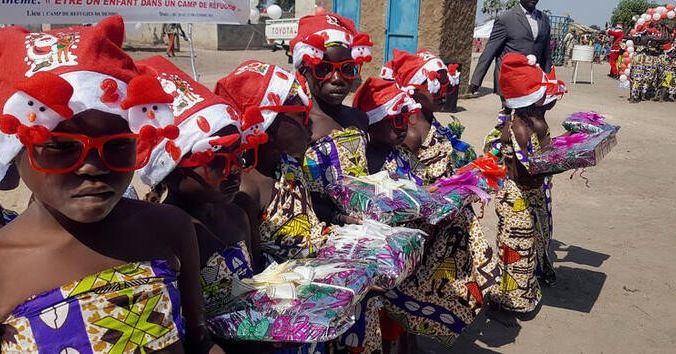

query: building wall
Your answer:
[439,0,477,94]
[359,0,387,79]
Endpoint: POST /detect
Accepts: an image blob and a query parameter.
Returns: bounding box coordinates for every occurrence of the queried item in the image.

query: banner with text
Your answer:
[0,0,249,24]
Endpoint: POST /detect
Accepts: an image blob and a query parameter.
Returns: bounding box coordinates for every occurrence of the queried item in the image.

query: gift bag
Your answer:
[528,131,618,175]
[208,259,376,343]
[318,220,427,289]
[427,170,492,225]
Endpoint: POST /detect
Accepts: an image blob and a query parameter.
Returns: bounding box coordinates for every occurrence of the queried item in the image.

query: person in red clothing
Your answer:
[607,23,625,77]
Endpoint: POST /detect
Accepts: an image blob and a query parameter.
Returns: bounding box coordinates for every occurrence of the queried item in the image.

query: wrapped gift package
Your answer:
[562,111,620,134]
[327,171,446,225]
[318,220,427,289]
[208,259,375,343]
[528,131,618,175]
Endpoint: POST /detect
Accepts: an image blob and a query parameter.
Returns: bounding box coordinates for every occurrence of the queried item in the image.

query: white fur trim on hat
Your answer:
[366,92,421,125]
[139,103,237,187]
[60,71,128,119]
[380,66,394,80]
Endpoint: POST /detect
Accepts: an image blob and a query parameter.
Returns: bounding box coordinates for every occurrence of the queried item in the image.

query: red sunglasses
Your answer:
[178,150,245,185]
[387,110,417,129]
[310,59,361,81]
[25,132,149,174]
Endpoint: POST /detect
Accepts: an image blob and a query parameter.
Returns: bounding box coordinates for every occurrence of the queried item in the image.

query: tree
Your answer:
[610,0,658,27]
[504,0,519,9]
[482,0,505,19]
[590,24,601,31]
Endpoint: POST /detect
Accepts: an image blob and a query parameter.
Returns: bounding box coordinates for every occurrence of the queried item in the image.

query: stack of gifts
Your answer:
[528,131,618,175]
[327,171,445,225]
[561,111,621,134]
[208,259,376,343]
[318,220,427,289]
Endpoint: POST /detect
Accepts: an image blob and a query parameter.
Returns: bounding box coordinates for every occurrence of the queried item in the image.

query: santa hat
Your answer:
[390,49,457,95]
[663,43,674,53]
[135,55,241,187]
[543,66,567,105]
[0,16,165,180]
[352,77,421,125]
[499,53,548,109]
[289,14,373,68]
[121,75,174,110]
[215,60,310,133]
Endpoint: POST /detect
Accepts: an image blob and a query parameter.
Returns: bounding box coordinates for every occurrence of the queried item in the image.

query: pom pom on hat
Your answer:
[526,54,538,66]
[353,77,421,125]
[499,53,548,109]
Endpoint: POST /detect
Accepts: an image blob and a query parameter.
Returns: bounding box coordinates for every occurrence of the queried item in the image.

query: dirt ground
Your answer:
[2,49,675,353]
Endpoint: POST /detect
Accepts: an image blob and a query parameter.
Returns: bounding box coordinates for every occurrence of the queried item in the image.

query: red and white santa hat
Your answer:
[390,49,459,95]
[352,77,421,125]
[135,55,241,187]
[543,66,567,105]
[499,53,548,109]
[289,14,373,68]
[663,42,674,53]
[215,60,310,134]
[0,16,177,179]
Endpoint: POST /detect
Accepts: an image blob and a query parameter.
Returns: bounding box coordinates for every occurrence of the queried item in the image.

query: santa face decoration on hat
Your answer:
[289,14,373,69]
[135,56,241,187]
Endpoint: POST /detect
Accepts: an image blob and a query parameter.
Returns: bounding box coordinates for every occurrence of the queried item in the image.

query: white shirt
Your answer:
[520,4,539,39]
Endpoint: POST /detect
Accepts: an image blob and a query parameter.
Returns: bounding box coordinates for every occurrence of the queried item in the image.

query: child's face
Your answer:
[265,111,312,161]
[369,115,409,147]
[17,110,134,223]
[303,46,356,106]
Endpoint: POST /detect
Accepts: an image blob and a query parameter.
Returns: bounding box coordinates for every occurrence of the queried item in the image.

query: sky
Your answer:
[475,0,622,27]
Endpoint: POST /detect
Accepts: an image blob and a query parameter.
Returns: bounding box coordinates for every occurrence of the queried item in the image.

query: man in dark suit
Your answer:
[470,0,552,107]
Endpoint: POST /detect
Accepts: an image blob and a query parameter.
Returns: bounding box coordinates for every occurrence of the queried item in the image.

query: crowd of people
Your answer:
[0,2,573,353]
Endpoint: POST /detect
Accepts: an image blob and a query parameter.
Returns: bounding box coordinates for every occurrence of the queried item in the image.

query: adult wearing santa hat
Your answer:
[484,52,563,314]
[0,16,224,354]
[607,24,626,78]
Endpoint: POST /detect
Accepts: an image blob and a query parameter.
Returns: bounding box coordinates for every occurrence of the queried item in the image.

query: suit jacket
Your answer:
[471,6,553,95]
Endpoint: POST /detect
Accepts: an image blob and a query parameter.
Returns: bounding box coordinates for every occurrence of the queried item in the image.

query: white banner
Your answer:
[0,0,250,24]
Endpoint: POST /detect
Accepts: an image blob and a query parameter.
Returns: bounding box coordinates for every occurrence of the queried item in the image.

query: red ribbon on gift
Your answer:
[457,155,507,190]
[552,133,587,148]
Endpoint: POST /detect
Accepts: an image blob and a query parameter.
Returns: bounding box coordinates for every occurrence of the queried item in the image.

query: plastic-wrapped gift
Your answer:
[207,258,376,343]
[528,131,618,175]
[455,154,507,193]
[562,111,620,134]
[318,220,427,289]
[427,170,492,225]
[327,171,444,225]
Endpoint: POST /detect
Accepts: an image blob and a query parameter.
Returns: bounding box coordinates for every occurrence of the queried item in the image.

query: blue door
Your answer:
[333,0,361,30]
[384,0,420,62]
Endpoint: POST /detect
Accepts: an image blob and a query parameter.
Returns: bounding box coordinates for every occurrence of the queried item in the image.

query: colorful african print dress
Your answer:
[303,127,369,193]
[379,143,499,347]
[200,241,255,318]
[416,118,477,182]
[629,49,662,102]
[484,113,555,313]
[656,53,676,101]
[1,260,184,353]
[259,154,330,263]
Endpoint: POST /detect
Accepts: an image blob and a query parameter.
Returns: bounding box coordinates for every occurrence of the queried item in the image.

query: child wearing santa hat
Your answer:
[135,56,263,342]
[354,77,500,350]
[0,17,224,354]
[215,59,329,353]
[484,52,567,313]
[388,49,477,178]
[290,14,375,225]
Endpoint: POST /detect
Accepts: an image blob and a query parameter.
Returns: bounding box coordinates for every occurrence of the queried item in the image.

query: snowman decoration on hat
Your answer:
[0,72,74,145]
[121,75,179,144]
